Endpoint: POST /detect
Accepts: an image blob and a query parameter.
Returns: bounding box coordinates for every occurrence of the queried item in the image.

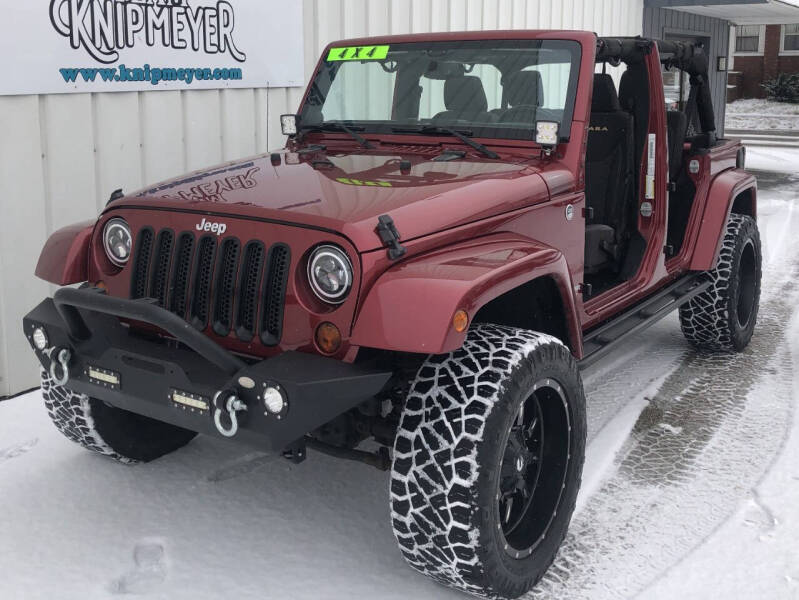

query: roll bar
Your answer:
[596,36,716,142]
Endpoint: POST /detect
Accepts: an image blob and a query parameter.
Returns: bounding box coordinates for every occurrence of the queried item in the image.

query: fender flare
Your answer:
[690,168,756,271]
[35,221,95,285]
[350,233,582,356]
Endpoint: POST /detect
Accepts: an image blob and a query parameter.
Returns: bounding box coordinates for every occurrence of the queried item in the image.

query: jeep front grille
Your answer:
[212,238,241,336]
[235,242,265,341]
[131,227,154,300]
[150,230,174,307]
[129,228,290,346]
[261,244,290,346]
[169,233,194,318]
[190,236,217,329]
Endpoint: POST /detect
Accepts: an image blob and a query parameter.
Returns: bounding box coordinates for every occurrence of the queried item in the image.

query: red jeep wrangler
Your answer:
[24,31,760,598]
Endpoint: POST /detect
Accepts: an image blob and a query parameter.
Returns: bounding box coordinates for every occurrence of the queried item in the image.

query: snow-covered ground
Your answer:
[745,146,799,173]
[1,153,798,600]
[726,98,799,131]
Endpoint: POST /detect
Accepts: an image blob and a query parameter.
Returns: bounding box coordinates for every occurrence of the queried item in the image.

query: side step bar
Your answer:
[578,274,711,369]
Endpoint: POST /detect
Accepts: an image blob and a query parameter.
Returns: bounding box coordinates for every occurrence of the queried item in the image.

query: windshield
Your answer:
[300,39,582,142]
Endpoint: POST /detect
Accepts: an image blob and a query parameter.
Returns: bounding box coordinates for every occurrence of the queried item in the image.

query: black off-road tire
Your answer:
[390,324,586,599]
[680,213,761,351]
[41,370,197,463]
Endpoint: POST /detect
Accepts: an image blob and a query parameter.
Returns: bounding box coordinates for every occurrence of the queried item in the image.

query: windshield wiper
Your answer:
[391,125,499,159]
[302,122,375,149]
[297,143,326,155]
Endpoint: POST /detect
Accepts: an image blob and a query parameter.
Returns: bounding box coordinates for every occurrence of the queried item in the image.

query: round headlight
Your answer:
[307,245,353,304]
[103,218,132,267]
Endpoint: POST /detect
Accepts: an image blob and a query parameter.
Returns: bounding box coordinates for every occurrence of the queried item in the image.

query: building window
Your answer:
[781,24,799,54]
[735,25,763,54]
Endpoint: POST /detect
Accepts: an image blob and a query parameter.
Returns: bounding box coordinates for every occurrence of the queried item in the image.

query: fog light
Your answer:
[315,322,342,354]
[263,386,286,415]
[32,327,49,351]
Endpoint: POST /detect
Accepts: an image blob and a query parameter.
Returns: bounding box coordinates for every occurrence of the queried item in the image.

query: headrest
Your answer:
[592,73,621,112]
[444,76,488,113]
[504,71,543,107]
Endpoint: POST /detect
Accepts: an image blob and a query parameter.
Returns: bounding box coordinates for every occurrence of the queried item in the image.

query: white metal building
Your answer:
[2,0,793,396]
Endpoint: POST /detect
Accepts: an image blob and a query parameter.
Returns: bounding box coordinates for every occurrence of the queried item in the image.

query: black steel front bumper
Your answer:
[23,287,392,453]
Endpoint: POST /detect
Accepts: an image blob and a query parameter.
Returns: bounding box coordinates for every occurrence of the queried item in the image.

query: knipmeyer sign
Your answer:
[0,1,304,95]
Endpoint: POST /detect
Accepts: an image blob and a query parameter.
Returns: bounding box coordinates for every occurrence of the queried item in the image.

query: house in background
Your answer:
[729,22,799,99]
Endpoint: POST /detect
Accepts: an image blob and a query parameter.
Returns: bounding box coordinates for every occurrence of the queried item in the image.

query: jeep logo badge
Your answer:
[196,218,227,236]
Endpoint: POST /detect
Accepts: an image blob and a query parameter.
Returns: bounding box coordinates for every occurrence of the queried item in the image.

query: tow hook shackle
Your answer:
[213,389,247,438]
[48,347,72,386]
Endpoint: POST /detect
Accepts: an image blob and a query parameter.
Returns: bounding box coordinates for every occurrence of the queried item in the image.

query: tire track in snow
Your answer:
[527,220,799,599]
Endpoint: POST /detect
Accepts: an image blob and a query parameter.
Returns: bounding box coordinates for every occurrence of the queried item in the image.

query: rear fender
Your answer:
[351,234,582,356]
[690,169,756,271]
[35,221,95,285]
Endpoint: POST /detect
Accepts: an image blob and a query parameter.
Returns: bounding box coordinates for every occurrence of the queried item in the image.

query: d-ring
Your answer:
[48,348,71,386]
[213,391,247,438]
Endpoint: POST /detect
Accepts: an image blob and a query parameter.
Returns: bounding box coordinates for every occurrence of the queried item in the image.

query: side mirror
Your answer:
[281,114,299,136]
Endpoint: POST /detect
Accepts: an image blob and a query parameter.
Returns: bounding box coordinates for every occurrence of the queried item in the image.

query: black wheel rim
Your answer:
[736,239,757,329]
[497,378,571,559]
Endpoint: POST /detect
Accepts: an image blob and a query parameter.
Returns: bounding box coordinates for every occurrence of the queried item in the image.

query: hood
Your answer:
[112,149,552,252]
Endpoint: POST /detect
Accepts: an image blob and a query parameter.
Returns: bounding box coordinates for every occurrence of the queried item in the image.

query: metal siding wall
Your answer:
[0,0,645,396]
[643,6,730,136]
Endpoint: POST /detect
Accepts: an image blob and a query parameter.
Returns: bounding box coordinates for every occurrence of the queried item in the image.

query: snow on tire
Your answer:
[41,369,197,463]
[680,213,761,351]
[390,324,586,599]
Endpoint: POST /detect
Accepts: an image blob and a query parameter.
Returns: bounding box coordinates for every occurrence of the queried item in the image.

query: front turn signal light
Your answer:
[316,322,342,354]
[453,310,469,333]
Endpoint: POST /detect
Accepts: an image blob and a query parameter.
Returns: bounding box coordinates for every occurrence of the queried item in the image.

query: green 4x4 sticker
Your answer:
[327,45,390,62]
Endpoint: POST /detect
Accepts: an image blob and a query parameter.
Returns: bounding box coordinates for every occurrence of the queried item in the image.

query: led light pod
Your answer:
[535,121,560,147]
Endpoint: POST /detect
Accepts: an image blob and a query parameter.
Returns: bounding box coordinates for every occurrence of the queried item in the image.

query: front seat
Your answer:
[584,73,634,275]
[496,70,543,124]
[432,76,492,124]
